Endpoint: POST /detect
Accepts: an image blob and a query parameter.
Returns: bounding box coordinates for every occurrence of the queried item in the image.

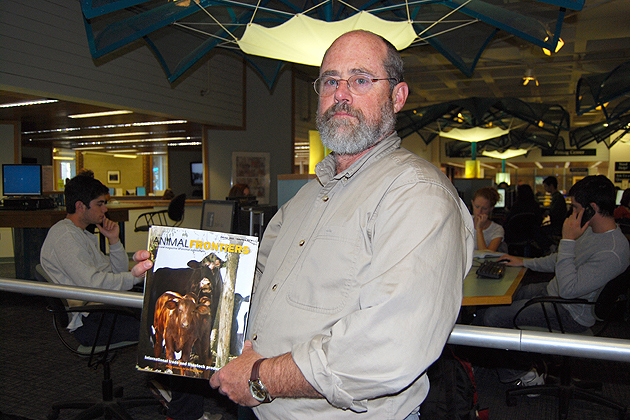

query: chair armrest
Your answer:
[513,295,593,333]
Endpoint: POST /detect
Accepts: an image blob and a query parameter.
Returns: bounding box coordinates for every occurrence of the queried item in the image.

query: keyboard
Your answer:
[476,261,506,279]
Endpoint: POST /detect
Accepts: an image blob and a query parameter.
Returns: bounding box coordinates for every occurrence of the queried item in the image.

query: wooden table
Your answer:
[0,204,152,280]
[462,259,526,306]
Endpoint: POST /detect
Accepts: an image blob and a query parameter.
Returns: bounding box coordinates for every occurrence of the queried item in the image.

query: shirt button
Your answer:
[272,284,278,291]
[253,334,258,341]
[299,240,305,246]
[322,196,329,202]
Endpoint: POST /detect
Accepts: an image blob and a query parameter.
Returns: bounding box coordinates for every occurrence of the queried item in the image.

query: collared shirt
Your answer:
[248,133,474,419]
[40,218,139,330]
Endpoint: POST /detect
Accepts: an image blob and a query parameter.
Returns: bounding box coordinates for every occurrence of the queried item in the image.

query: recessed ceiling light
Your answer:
[68,110,133,118]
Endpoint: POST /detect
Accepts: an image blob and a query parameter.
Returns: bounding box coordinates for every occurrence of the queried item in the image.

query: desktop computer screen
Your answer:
[2,164,42,196]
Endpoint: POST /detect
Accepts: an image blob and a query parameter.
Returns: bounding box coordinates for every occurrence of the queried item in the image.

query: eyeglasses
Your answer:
[313,74,399,97]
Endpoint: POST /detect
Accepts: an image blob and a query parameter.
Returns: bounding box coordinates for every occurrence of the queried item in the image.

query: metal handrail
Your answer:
[2,277,630,363]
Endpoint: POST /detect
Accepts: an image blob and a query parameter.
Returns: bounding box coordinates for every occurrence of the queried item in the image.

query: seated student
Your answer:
[542,176,567,238]
[471,187,505,251]
[40,175,213,420]
[482,175,630,386]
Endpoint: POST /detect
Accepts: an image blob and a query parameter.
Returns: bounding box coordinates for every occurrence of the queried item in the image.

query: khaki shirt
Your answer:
[248,133,474,419]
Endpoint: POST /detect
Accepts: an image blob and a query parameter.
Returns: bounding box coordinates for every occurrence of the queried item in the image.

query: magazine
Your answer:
[136,225,259,379]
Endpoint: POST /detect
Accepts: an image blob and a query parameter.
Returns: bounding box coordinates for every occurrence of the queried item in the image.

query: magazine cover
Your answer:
[136,226,259,379]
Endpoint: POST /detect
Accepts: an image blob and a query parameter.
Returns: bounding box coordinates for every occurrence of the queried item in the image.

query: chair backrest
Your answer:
[594,264,630,322]
[34,264,70,329]
[167,193,186,222]
[504,212,540,243]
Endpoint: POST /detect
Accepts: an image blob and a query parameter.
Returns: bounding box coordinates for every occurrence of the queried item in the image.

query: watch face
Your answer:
[249,379,269,402]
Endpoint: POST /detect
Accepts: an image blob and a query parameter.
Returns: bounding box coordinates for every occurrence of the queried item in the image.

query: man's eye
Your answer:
[323,78,338,87]
[353,77,370,85]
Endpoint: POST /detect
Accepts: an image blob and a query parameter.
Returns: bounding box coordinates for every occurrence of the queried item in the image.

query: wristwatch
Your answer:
[249,358,273,403]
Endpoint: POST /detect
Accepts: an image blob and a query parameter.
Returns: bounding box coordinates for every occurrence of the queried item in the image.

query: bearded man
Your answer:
[138,30,474,419]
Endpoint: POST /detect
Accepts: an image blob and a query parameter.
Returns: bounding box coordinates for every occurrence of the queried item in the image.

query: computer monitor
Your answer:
[136,186,147,196]
[495,189,506,208]
[200,200,237,233]
[616,189,624,206]
[191,162,203,186]
[2,164,42,196]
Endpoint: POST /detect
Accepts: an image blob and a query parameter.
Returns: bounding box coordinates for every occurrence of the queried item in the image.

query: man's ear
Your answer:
[75,200,86,213]
[392,82,409,113]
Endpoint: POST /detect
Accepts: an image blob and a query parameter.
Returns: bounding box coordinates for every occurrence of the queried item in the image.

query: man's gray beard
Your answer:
[316,101,396,155]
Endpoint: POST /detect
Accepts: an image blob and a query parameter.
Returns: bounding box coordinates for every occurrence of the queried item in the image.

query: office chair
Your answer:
[503,212,545,257]
[34,265,163,420]
[506,266,630,420]
[134,193,186,232]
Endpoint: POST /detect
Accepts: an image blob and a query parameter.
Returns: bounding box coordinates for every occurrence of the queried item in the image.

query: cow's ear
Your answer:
[188,260,201,268]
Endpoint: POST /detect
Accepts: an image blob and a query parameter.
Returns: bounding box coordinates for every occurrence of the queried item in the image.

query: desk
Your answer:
[462,260,526,306]
[0,204,151,280]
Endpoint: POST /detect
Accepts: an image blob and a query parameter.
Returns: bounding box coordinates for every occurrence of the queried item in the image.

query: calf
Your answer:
[153,291,211,376]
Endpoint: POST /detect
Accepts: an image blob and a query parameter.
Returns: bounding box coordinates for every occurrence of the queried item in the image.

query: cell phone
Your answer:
[581,205,595,227]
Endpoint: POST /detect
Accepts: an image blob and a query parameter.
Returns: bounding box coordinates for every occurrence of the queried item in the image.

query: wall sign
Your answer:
[615,162,630,171]
[615,173,630,182]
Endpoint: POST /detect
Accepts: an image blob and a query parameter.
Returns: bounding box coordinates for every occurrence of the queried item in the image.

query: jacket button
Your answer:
[272,284,278,291]
[323,196,329,202]
[299,240,305,246]
[253,334,258,341]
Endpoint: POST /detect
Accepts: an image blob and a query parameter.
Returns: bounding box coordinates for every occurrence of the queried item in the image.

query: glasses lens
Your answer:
[348,75,373,95]
[315,77,337,97]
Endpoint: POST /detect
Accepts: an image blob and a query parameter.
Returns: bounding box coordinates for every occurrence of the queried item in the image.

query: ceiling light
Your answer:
[535,161,543,169]
[440,127,509,142]
[0,99,58,108]
[68,110,133,119]
[482,149,528,160]
[113,154,137,159]
[523,69,538,86]
[590,161,602,168]
[52,156,75,160]
[564,161,570,168]
[542,37,564,56]
[60,131,150,140]
[445,162,466,168]
[506,162,519,169]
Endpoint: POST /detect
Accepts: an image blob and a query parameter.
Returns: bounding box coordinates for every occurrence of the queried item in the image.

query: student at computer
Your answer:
[471,187,504,252]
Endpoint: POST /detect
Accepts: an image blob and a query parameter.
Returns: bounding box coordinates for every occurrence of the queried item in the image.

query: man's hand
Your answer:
[562,208,589,240]
[97,217,120,245]
[131,250,153,278]
[210,340,263,406]
[497,254,524,267]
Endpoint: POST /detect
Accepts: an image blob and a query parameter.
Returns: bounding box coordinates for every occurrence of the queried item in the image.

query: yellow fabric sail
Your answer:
[439,127,510,143]
[237,12,417,67]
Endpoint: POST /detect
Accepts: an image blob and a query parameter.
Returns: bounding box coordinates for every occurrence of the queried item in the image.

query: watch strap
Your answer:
[251,358,267,382]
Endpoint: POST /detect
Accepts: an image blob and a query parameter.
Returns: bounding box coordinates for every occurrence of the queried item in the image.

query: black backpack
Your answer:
[419,345,488,420]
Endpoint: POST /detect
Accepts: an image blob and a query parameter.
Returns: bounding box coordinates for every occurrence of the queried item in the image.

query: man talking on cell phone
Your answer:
[480,175,629,388]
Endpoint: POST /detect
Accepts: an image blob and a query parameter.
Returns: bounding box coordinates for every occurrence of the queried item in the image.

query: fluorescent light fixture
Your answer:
[0,99,58,108]
[68,110,133,119]
[482,149,528,160]
[60,132,150,140]
[445,162,466,168]
[506,162,519,169]
[564,161,571,168]
[535,161,543,169]
[440,127,509,143]
[52,156,75,160]
[590,161,602,168]
[113,154,137,159]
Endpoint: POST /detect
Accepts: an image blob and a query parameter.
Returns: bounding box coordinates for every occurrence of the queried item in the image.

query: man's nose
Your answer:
[334,80,353,103]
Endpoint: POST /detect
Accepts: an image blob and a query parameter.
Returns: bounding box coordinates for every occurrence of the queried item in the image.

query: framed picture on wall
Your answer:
[232,152,270,204]
[107,170,120,184]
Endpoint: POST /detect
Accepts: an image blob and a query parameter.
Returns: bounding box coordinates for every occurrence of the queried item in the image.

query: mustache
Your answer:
[322,102,363,121]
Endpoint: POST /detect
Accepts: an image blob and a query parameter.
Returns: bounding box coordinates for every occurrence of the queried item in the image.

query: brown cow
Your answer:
[153,291,211,376]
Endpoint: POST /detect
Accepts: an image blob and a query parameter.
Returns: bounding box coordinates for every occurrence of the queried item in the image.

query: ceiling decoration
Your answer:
[571,60,630,149]
[81,0,582,88]
[396,96,570,157]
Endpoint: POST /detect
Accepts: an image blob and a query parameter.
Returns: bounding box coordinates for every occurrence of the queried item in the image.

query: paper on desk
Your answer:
[473,250,505,259]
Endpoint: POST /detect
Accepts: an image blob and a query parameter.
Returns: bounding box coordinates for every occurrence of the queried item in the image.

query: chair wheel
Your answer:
[47,409,60,420]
